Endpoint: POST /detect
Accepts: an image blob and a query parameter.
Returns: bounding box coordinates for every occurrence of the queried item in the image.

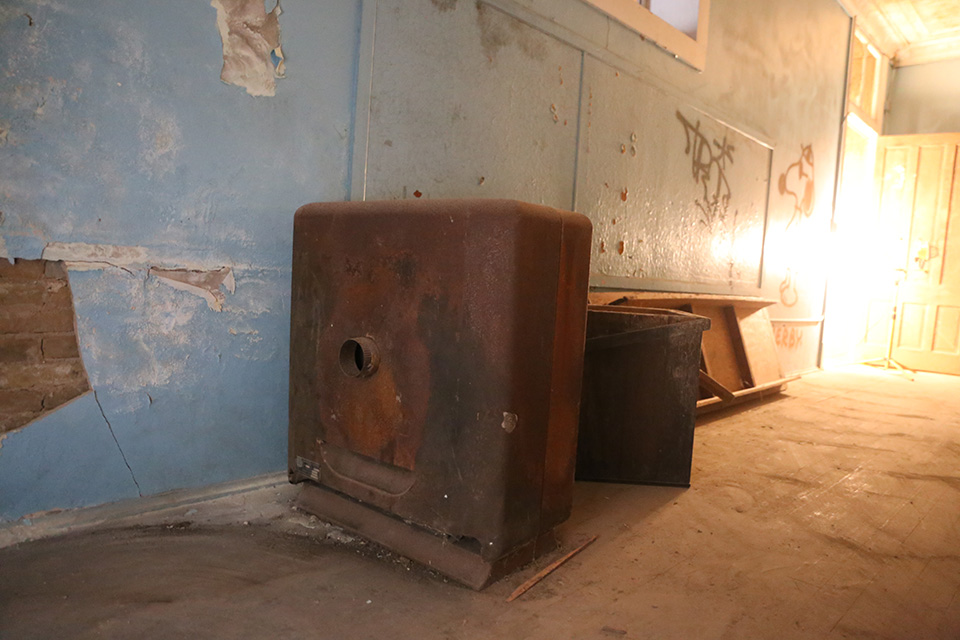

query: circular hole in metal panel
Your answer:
[339,337,379,377]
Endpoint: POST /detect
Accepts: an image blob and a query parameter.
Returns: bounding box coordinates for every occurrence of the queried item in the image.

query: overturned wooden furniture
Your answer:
[589,292,797,413]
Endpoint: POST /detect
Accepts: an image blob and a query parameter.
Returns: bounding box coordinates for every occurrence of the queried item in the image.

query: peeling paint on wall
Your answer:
[0,0,356,521]
[211,0,285,97]
[149,266,235,311]
[40,242,233,275]
[42,242,150,272]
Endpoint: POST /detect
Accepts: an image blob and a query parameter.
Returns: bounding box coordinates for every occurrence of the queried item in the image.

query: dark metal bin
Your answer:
[576,305,710,487]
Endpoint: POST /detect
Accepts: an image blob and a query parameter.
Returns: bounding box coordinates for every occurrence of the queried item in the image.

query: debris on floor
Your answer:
[507,534,599,602]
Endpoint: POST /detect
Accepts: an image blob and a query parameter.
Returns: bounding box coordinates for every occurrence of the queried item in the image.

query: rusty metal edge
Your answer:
[296,483,556,590]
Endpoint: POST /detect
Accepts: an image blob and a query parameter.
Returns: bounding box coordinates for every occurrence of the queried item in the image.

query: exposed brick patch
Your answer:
[0,389,44,413]
[42,382,91,411]
[0,258,90,433]
[44,260,68,279]
[1,413,39,433]
[0,360,88,389]
[0,280,67,305]
[0,335,42,363]
[0,304,75,334]
[0,259,46,280]
[42,333,81,359]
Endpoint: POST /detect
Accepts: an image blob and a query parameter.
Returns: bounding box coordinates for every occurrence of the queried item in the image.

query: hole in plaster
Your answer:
[0,258,90,435]
[212,0,285,96]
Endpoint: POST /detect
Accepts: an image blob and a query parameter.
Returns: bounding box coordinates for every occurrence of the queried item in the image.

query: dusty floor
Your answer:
[2,366,959,639]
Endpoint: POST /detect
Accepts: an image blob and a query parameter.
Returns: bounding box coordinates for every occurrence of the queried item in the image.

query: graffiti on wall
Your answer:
[774,324,805,351]
[677,110,736,227]
[779,267,799,307]
[777,144,815,307]
[780,144,815,229]
[586,76,772,288]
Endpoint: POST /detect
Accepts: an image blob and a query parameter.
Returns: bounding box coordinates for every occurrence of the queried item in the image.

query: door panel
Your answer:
[897,302,926,350]
[932,305,960,354]
[874,134,960,374]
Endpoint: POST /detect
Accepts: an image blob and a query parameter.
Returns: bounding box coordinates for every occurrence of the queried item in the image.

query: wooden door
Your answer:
[873,133,960,374]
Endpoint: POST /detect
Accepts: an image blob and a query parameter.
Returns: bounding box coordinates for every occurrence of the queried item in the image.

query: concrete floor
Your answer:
[2,366,959,639]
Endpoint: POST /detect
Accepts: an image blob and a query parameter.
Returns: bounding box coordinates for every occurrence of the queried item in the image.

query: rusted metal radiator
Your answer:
[289,199,592,589]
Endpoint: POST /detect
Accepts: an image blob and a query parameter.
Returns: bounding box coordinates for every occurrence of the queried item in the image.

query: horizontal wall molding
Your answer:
[481,0,776,148]
[0,472,288,549]
[769,316,825,324]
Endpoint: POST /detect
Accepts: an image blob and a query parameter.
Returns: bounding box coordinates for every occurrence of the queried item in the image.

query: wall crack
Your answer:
[93,390,142,497]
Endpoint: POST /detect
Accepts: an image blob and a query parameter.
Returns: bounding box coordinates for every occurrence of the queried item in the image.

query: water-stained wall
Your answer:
[1,0,849,520]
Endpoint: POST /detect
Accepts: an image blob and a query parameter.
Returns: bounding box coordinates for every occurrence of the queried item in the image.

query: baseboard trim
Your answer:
[0,472,288,549]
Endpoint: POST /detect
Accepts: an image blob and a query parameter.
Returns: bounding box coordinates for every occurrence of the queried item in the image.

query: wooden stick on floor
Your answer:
[699,369,736,402]
[506,535,599,602]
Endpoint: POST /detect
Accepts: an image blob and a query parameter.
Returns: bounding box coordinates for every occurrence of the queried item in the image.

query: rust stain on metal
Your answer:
[413,190,422,198]
[289,199,592,589]
[618,241,625,255]
[620,188,628,202]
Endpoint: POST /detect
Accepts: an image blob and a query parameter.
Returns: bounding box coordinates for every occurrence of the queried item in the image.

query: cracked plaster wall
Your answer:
[0,0,360,521]
[1,0,850,521]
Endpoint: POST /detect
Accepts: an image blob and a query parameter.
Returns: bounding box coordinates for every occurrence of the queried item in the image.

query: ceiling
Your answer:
[840,0,960,66]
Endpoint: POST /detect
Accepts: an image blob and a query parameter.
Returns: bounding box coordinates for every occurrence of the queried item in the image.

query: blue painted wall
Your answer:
[1,0,849,521]
[1,0,361,520]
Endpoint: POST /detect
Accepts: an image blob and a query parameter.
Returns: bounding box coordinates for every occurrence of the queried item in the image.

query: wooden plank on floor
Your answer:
[735,306,783,385]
